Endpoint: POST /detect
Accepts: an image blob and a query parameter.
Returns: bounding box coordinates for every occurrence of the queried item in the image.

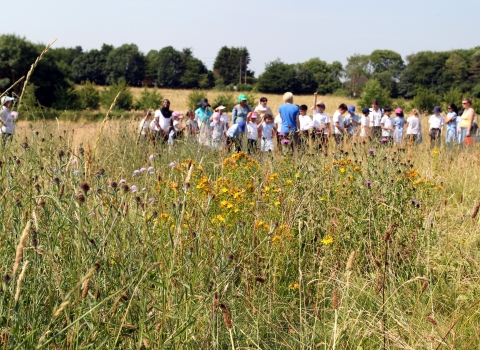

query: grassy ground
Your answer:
[1,114,480,349]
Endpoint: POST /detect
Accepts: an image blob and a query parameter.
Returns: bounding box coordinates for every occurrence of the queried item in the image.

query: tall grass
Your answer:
[0,117,479,349]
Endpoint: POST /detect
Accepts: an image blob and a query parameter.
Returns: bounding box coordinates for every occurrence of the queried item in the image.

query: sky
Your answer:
[3,0,479,75]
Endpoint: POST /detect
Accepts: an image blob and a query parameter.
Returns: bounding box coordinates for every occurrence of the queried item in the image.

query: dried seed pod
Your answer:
[82,279,90,298]
[346,251,356,271]
[472,203,479,219]
[332,289,338,310]
[426,316,437,325]
[220,304,232,329]
[254,276,266,283]
[421,280,429,294]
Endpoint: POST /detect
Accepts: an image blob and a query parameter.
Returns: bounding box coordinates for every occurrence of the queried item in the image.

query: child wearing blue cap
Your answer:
[343,105,360,139]
[226,121,246,152]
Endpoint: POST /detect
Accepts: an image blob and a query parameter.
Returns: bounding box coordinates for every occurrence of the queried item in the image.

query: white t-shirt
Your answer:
[360,116,369,137]
[332,110,344,135]
[0,106,15,134]
[369,108,383,127]
[247,121,258,140]
[406,116,421,135]
[220,113,229,132]
[274,114,282,131]
[380,116,393,137]
[210,122,224,140]
[428,115,444,129]
[173,120,181,132]
[261,122,274,139]
[299,114,313,131]
[312,111,330,134]
[139,118,149,135]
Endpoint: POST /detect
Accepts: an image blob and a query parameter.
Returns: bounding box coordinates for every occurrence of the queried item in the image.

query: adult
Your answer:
[459,98,475,143]
[278,92,300,151]
[443,103,458,148]
[0,96,16,142]
[232,94,252,124]
[369,99,383,139]
[254,97,273,121]
[153,99,173,144]
[195,98,212,146]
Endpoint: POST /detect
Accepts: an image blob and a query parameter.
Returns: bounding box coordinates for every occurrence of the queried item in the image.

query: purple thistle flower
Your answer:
[119,179,126,184]
[381,138,388,143]
[169,162,176,167]
[149,171,154,175]
[281,139,290,144]
[142,187,147,191]
[131,185,137,193]
[148,197,155,202]
[139,167,147,172]
[368,149,374,154]
[73,170,79,175]
[133,170,140,176]
[365,180,372,186]
[147,166,154,171]
[278,132,285,137]
[149,154,155,160]
[316,131,323,135]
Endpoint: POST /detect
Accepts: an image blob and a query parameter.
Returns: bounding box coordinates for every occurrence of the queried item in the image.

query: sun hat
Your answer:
[348,105,355,113]
[362,107,370,114]
[316,101,326,108]
[238,94,247,103]
[1,96,14,105]
[216,105,226,110]
[433,106,441,113]
[197,98,210,108]
[237,120,246,132]
[172,111,182,118]
[395,108,403,114]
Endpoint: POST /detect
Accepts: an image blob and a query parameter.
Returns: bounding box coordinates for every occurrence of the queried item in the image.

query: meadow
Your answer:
[1,93,480,349]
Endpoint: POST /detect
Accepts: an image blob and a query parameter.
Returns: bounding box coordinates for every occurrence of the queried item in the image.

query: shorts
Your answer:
[261,138,274,152]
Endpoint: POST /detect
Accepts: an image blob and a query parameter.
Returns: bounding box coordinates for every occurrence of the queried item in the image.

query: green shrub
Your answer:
[332,88,350,97]
[442,88,463,110]
[358,79,391,108]
[186,89,208,111]
[77,80,100,110]
[392,98,410,112]
[52,84,79,110]
[473,99,480,114]
[412,88,441,114]
[243,91,257,109]
[100,79,133,111]
[236,84,254,92]
[133,87,163,111]
[471,83,480,99]
[212,92,236,111]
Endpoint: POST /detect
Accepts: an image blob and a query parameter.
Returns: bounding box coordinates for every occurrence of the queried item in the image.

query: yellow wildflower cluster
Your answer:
[405,169,420,179]
[223,152,259,170]
[289,282,300,290]
[277,225,292,237]
[321,235,334,245]
[333,158,353,166]
[255,221,271,231]
[412,178,427,186]
[211,214,226,225]
[168,181,179,190]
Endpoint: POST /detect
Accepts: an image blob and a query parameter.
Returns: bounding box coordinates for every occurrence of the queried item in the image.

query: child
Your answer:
[443,104,458,148]
[226,120,246,152]
[343,105,360,139]
[360,108,370,138]
[392,108,406,146]
[274,113,282,147]
[311,92,330,148]
[299,104,313,148]
[380,106,394,143]
[406,108,421,146]
[258,114,276,152]
[246,112,259,154]
[210,114,224,149]
[428,106,444,148]
[332,103,347,145]
[218,106,229,137]
[168,112,184,145]
[185,110,199,138]
[138,110,152,143]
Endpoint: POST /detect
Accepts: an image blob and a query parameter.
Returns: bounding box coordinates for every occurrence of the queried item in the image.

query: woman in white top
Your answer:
[405,109,421,147]
[254,97,273,121]
[0,96,16,143]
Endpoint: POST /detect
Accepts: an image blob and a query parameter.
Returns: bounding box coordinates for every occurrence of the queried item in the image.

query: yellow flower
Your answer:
[227,204,233,209]
[406,169,420,179]
[340,167,346,173]
[320,197,326,201]
[286,179,293,185]
[269,173,278,181]
[221,188,228,193]
[289,282,300,290]
[321,235,334,245]
[295,173,300,178]
[272,235,282,244]
[275,201,281,206]
[249,202,255,206]
[160,213,169,219]
[221,200,228,207]
[264,186,270,192]
[354,166,361,172]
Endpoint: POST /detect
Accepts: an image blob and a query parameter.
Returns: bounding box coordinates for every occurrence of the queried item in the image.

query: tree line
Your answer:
[0,34,479,111]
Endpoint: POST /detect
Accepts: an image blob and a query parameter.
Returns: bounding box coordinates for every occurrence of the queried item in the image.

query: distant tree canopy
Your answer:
[1,34,479,111]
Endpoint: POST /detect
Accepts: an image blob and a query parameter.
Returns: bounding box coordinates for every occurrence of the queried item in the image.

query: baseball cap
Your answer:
[1,96,14,105]
[348,105,355,113]
[316,101,325,108]
[250,112,257,119]
[433,106,441,113]
[238,94,247,103]
[237,120,246,132]
[395,108,403,114]
[362,108,370,114]
[172,111,182,118]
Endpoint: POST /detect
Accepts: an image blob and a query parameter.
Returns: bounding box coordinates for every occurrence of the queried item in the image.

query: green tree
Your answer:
[77,80,100,110]
[344,54,371,97]
[155,46,184,87]
[72,44,113,85]
[301,58,342,95]
[357,79,391,108]
[179,48,209,88]
[411,88,441,113]
[134,87,163,110]
[105,44,145,86]
[213,46,253,86]
[257,60,296,93]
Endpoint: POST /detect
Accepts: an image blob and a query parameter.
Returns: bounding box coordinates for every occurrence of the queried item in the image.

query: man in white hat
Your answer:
[0,96,16,142]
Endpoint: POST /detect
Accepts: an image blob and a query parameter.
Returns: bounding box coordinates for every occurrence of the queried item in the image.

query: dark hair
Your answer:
[299,104,308,111]
[448,103,458,114]
[260,97,268,102]
[186,110,194,117]
[383,106,391,112]
[371,99,378,105]
[339,103,348,111]
[212,104,220,110]
[143,110,152,117]
[264,113,273,120]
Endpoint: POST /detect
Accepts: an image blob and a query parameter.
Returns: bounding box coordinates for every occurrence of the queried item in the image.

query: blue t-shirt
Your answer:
[279,104,300,133]
[446,112,457,130]
[393,117,406,129]
[344,114,360,134]
[195,107,212,123]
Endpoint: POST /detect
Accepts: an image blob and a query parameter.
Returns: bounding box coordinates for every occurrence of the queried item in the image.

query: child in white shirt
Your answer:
[299,104,313,149]
[210,114,224,149]
[311,92,331,149]
[258,114,276,152]
[360,108,370,138]
[246,112,259,154]
[168,112,184,145]
[428,106,444,148]
[380,106,394,142]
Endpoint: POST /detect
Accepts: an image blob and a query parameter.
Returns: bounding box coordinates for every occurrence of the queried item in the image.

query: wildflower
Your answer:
[380,138,388,143]
[365,180,372,186]
[368,149,374,154]
[340,167,345,173]
[289,282,300,290]
[160,213,169,219]
[286,179,293,185]
[131,185,137,193]
[119,179,126,184]
[80,182,90,193]
[275,201,281,206]
[295,173,300,178]
[110,182,118,189]
[148,166,154,171]
[133,170,140,176]
[278,132,285,137]
[169,162,176,167]
[148,198,155,202]
[139,167,147,172]
[142,187,147,191]
[149,154,155,160]
[73,170,79,175]
[321,235,334,245]
[281,139,290,144]
[271,235,282,244]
